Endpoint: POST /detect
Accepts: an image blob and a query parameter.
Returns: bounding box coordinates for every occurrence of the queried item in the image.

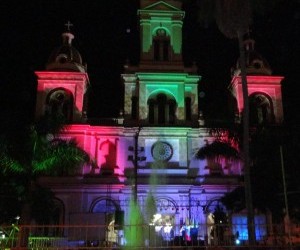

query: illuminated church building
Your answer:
[35,0,284,243]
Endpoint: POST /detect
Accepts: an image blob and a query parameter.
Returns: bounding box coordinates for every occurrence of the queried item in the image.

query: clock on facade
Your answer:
[151,141,173,161]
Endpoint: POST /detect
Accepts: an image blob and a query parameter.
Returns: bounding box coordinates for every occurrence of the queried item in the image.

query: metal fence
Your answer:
[0,223,299,250]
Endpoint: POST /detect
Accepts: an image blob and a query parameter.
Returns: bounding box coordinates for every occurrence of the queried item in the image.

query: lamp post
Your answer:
[128,127,146,203]
[133,130,139,203]
[280,145,291,246]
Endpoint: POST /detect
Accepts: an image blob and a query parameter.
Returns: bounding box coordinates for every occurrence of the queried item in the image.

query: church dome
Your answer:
[46,29,86,72]
[232,39,272,76]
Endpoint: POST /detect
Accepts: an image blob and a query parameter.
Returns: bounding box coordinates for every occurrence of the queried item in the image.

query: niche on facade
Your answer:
[46,88,74,122]
[99,140,117,175]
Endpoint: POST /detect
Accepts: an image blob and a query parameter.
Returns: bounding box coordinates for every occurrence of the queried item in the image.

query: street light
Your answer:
[128,127,146,203]
[280,145,291,246]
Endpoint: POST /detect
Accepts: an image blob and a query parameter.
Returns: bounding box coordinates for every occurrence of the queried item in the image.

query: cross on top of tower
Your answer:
[62,21,75,45]
[64,21,73,31]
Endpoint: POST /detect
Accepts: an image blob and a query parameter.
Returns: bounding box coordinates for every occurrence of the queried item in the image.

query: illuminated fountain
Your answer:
[124,161,161,248]
[124,197,145,249]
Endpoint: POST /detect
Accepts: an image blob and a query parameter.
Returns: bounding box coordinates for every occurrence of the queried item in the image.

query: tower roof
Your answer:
[140,0,182,11]
[46,22,86,73]
[232,39,272,76]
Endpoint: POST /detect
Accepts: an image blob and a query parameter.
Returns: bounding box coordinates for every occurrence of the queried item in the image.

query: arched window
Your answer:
[163,41,169,61]
[249,93,274,125]
[153,28,170,62]
[157,94,167,124]
[92,198,118,213]
[168,99,176,124]
[148,99,155,124]
[148,93,177,125]
[154,40,160,61]
[46,88,73,122]
[156,198,178,213]
[185,97,192,121]
[131,96,138,119]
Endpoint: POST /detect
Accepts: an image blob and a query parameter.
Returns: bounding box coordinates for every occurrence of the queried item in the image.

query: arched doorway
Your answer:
[148,197,178,242]
[91,198,120,245]
[204,199,229,245]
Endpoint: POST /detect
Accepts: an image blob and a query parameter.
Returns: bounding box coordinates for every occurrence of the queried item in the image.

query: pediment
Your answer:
[143,1,181,12]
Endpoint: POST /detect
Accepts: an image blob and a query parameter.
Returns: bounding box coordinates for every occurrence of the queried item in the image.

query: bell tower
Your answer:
[230,39,284,125]
[138,0,185,70]
[122,0,201,127]
[35,22,89,123]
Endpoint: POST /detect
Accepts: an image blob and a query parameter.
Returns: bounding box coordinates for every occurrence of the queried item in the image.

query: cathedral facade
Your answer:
[34,0,284,245]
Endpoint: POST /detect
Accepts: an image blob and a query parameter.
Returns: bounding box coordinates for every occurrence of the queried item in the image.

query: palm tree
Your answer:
[0,175,22,224]
[249,125,299,223]
[196,140,241,244]
[196,140,240,162]
[215,1,256,245]
[0,114,91,248]
[0,114,91,225]
[192,0,256,244]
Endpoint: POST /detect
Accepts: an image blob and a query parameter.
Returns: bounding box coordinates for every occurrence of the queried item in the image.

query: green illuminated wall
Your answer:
[138,1,184,62]
[122,1,201,126]
[123,73,200,124]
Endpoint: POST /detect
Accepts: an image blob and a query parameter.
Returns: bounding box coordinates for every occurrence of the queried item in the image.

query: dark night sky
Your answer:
[0,0,299,128]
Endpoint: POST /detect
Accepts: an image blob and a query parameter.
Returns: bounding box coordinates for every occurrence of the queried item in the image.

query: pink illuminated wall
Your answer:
[35,71,89,122]
[60,124,126,177]
[231,75,284,123]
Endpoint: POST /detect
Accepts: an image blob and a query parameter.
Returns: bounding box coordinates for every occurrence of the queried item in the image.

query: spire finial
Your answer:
[64,21,73,32]
[62,21,74,45]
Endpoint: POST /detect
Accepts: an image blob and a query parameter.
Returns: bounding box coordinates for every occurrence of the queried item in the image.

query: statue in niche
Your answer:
[99,140,117,175]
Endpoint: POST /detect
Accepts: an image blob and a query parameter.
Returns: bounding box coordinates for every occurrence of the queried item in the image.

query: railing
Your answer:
[0,223,299,250]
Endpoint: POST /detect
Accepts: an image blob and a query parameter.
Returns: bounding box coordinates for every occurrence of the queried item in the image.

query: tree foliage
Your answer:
[214,0,251,39]
[196,140,239,163]
[0,114,91,224]
[220,125,300,222]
